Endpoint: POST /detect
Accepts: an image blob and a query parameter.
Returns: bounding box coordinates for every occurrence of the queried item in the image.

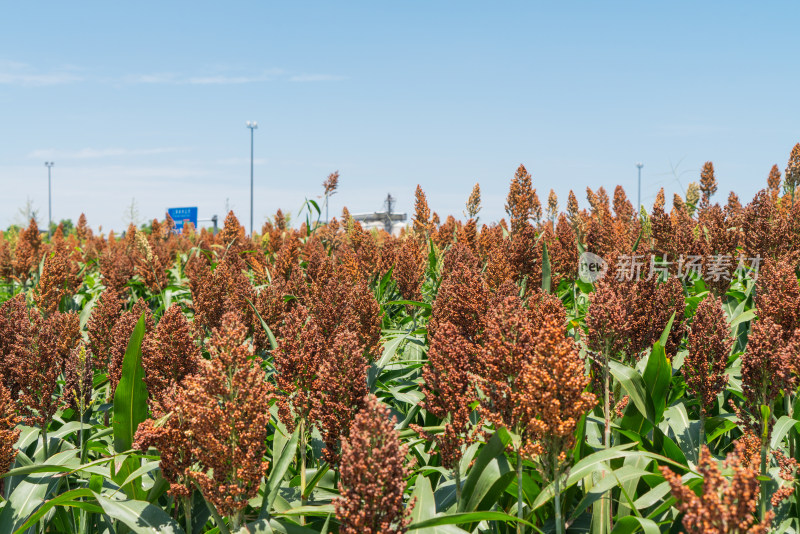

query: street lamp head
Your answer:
[246,121,258,129]
[44,161,54,167]
[636,162,643,169]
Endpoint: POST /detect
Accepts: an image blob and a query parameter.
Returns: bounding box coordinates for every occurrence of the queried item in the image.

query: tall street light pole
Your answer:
[636,162,643,212]
[45,161,54,237]
[246,121,258,236]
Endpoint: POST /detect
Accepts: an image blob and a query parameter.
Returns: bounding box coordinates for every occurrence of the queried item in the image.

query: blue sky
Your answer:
[1,2,798,232]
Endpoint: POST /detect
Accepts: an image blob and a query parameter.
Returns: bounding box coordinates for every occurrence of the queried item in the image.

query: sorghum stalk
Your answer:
[300,419,307,525]
[698,411,705,464]
[603,340,611,448]
[516,448,524,534]
[182,496,192,534]
[760,403,771,522]
[554,471,563,534]
[454,464,461,508]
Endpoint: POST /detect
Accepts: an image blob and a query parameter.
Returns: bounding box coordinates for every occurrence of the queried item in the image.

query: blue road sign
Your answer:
[167,207,198,232]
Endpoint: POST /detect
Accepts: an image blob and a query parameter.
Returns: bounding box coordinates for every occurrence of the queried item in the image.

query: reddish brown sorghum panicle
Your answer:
[98,230,136,293]
[141,304,200,406]
[659,443,773,534]
[312,328,368,464]
[627,277,686,357]
[740,317,797,437]
[546,189,559,224]
[650,188,671,256]
[0,232,12,281]
[0,379,18,441]
[429,244,489,340]
[476,296,536,436]
[613,185,635,222]
[217,210,248,255]
[0,383,19,477]
[413,185,432,236]
[75,213,90,241]
[673,193,686,213]
[480,225,514,290]
[527,288,566,331]
[727,191,742,216]
[614,395,629,418]
[505,164,535,234]
[755,258,800,342]
[767,165,782,193]
[108,299,154,398]
[181,312,270,522]
[549,214,579,285]
[567,190,582,232]
[304,249,382,360]
[770,449,797,506]
[509,219,542,286]
[134,393,195,498]
[323,170,340,197]
[432,214,458,249]
[9,307,80,427]
[252,279,293,351]
[420,321,482,469]
[465,183,481,219]
[335,394,413,534]
[0,295,27,389]
[34,243,80,316]
[393,237,426,303]
[700,161,718,208]
[12,219,41,280]
[584,187,624,263]
[64,344,93,413]
[274,305,326,429]
[273,301,370,462]
[585,278,631,359]
[516,317,596,476]
[531,188,542,225]
[188,254,254,335]
[685,295,732,415]
[86,288,124,370]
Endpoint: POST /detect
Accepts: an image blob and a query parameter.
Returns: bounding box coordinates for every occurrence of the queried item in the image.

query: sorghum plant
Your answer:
[660,443,773,534]
[685,294,732,449]
[180,312,270,530]
[86,287,124,370]
[517,316,596,534]
[140,303,200,406]
[334,394,413,534]
[0,382,20,476]
[699,161,718,209]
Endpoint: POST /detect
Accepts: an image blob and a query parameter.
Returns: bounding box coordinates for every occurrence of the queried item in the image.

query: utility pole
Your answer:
[636,162,643,212]
[45,161,54,237]
[246,121,258,236]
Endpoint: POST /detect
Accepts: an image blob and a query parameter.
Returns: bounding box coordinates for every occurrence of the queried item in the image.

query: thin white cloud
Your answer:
[0,61,342,87]
[126,69,284,85]
[289,74,347,82]
[0,61,83,86]
[27,147,191,160]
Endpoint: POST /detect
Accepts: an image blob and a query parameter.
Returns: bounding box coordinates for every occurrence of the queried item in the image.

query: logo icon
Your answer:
[578,252,608,283]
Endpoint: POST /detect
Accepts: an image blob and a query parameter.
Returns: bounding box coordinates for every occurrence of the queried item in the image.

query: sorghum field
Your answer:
[1,149,800,534]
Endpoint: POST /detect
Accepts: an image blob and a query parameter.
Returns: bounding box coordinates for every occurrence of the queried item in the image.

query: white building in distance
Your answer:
[352,194,408,236]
